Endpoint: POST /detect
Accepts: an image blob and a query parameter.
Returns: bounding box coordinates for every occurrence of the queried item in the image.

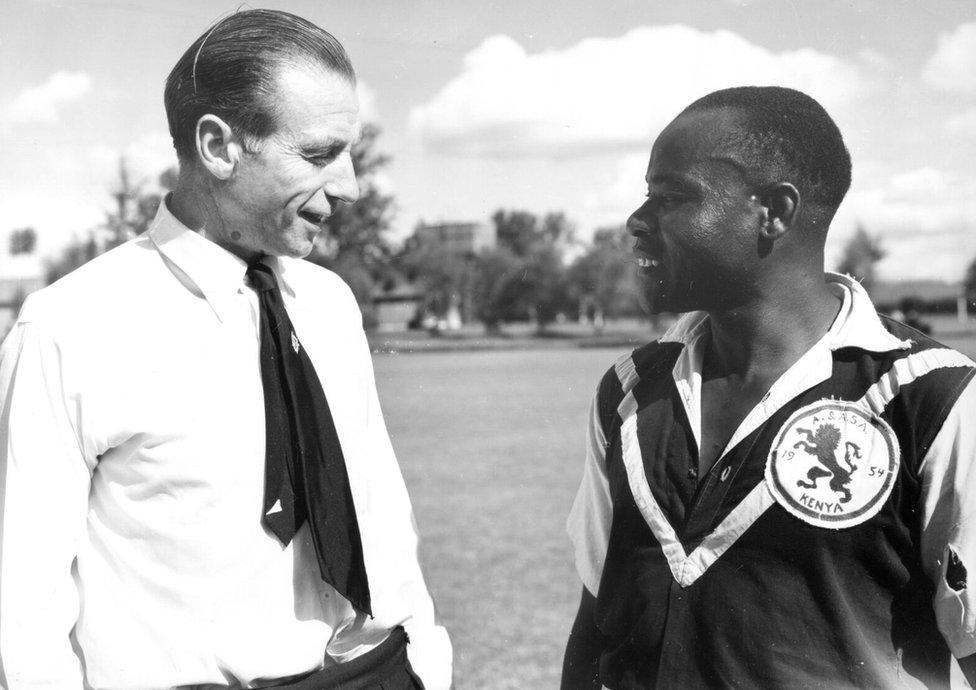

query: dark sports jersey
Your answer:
[568,274,976,689]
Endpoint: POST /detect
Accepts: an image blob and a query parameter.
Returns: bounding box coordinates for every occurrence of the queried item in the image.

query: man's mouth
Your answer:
[299,210,328,226]
[633,242,664,272]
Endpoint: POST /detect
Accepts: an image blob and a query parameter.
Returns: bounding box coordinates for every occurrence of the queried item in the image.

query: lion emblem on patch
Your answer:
[765,400,899,529]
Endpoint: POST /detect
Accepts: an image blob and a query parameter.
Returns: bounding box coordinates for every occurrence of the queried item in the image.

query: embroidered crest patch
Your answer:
[764,399,899,529]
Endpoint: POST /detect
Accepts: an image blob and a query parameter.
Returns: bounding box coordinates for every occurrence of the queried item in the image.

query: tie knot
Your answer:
[246,262,279,293]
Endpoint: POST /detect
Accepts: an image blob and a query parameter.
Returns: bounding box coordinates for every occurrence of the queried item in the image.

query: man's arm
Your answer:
[562,587,607,689]
[352,323,452,689]
[918,374,976,685]
[0,319,93,688]
[562,378,617,689]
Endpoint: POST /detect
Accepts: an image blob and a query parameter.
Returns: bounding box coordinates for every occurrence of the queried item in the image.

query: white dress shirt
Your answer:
[0,201,452,689]
[568,274,976,659]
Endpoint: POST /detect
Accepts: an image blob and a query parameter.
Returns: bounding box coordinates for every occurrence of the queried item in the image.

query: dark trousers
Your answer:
[271,627,423,690]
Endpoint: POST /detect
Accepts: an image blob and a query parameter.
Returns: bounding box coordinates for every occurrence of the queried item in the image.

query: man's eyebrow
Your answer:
[647,172,697,187]
[299,140,347,157]
[299,130,361,157]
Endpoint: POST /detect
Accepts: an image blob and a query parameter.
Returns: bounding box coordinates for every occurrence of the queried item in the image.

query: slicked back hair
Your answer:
[165,9,355,164]
[681,86,852,212]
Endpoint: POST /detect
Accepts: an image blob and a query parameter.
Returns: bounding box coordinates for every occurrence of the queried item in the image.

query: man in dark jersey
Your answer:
[561,86,976,689]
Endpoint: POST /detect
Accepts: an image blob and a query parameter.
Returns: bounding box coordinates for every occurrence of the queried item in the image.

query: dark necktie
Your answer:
[247,261,371,616]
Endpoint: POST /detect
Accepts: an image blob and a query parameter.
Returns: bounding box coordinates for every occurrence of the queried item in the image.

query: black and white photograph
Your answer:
[1,1,975,688]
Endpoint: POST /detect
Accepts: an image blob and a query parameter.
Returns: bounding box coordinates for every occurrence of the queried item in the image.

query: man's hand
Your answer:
[561,587,606,689]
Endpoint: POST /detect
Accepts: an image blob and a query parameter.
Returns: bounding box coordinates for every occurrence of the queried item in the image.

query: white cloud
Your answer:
[356,80,380,124]
[581,153,648,229]
[923,22,976,93]
[830,167,976,281]
[84,131,178,189]
[410,26,868,157]
[2,72,92,126]
[0,131,177,258]
[947,107,976,136]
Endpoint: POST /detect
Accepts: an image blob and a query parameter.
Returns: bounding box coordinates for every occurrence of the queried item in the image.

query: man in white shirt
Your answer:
[561,86,976,688]
[0,9,450,689]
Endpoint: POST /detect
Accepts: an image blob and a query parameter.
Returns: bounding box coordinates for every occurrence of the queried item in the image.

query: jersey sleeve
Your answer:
[567,379,614,597]
[919,373,976,658]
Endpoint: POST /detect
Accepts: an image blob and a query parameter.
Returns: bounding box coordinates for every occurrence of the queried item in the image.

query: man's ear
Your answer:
[194,114,242,181]
[756,182,799,242]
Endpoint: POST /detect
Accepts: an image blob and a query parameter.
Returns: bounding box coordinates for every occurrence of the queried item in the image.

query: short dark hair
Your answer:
[164,9,355,163]
[681,86,852,211]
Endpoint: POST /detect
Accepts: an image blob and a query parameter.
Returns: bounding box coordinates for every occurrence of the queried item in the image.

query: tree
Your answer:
[837,225,885,295]
[492,209,539,258]
[305,124,396,324]
[469,209,575,332]
[397,240,473,321]
[9,228,37,255]
[470,248,523,333]
[46,161,176,283]
[569,225,641,327]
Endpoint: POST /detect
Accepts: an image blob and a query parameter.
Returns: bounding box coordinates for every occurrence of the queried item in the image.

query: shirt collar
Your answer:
[659,272,910,353]
[147,197,298,319]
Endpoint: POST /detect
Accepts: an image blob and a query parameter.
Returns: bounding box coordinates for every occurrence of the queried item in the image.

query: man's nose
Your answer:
[325,153,360,206]
[627,204,653,237]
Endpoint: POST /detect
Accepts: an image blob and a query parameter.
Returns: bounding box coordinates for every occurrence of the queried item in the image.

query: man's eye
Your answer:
[645,192,685,210]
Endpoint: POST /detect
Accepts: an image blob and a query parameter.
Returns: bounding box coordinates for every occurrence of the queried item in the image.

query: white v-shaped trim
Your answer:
[617,347,974,588]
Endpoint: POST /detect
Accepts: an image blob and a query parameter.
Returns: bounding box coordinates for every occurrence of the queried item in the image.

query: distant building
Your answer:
[372,283,423,333]
[413,221,495,255]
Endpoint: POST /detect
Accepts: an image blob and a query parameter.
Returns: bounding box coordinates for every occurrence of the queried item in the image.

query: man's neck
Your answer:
[169,181,261,264]
[703,272,841,381]
[168,183,208,233]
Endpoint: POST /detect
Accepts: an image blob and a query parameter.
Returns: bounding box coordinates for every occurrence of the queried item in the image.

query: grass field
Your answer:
[373,321,976,689]
[374,348,614,689]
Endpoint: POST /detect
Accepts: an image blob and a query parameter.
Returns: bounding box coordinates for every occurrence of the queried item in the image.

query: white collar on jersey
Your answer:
[657,272,912,354]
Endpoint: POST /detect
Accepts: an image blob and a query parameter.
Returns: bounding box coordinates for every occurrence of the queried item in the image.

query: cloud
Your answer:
[829,167,976,281]
[0,131,177,258]
[581,153,648,229]
[356,80,380,124]
[2,72,92,126]
[947,107,976,136]
[923,22,976,93]
[83,131,178,189]
[410,26,868,157]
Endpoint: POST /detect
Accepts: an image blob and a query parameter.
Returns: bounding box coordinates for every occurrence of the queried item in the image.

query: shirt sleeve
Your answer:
[566,385,613,597]
[354,327,453,689]
[0,320,92,688]
[919,373,976,659]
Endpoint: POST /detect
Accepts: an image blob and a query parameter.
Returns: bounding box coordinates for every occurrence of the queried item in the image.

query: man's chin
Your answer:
[638,277,672,314]
[279,234,318,259]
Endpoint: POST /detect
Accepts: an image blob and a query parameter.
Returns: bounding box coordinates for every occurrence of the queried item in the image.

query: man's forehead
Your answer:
[273,62,358,112]
[646,109,750,182]
[271,62,361,142]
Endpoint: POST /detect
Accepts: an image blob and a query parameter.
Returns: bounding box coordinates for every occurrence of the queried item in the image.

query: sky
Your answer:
[1,0,975,282]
